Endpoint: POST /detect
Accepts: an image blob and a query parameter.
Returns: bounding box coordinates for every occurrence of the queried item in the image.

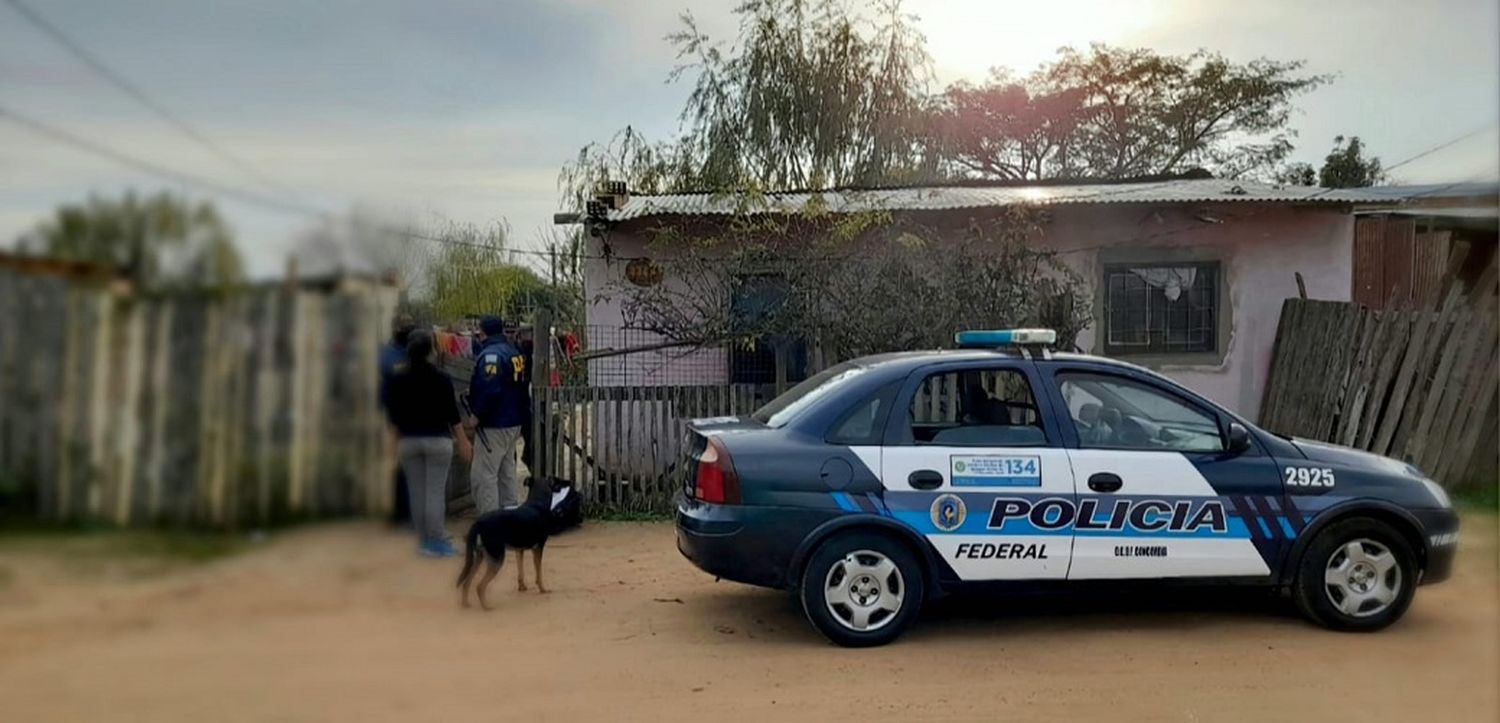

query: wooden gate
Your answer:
[533,384,761,514]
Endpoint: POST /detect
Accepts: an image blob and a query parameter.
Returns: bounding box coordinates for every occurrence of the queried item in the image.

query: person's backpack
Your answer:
[549,479,583,533]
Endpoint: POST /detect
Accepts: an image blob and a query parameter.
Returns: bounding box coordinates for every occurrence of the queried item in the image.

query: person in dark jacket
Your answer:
[379,314,416,527]
[385,329,473,557]
[516,326,535,472]
[467,316,527,513]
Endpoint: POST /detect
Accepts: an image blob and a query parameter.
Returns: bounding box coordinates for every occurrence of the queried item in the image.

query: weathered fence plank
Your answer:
[0,270,399,529]
[1262,289,1498,488]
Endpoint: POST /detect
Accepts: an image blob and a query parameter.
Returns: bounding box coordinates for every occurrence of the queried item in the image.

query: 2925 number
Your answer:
[1283,466,1335,488]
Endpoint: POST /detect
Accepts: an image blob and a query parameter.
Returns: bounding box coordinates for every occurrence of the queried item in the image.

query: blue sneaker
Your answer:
[419,539,458,558]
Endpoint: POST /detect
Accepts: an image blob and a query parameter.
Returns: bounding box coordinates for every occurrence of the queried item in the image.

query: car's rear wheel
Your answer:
[800,531,924,647]
[1292,517,1417,631]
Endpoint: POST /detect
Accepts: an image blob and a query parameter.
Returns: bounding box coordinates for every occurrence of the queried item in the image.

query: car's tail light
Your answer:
[694,436,741,504]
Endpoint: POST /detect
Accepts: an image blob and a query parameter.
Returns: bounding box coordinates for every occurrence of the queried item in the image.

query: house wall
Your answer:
[1043,204,1353,419]
[582,243,728,386]
[583,202,1353,421]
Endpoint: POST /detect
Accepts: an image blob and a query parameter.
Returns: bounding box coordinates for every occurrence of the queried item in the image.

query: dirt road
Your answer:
[1,515,1495,722]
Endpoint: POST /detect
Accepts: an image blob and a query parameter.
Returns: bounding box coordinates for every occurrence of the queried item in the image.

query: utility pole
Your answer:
[549,244,557,297]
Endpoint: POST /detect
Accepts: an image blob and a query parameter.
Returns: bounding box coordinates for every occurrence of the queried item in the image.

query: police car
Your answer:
[675,329,1460,647]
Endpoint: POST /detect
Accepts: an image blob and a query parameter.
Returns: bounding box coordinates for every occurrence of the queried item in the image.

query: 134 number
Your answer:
[1283,466,1335,488]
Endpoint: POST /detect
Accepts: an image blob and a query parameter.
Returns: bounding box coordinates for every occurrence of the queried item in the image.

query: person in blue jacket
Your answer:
[467,316,528,512]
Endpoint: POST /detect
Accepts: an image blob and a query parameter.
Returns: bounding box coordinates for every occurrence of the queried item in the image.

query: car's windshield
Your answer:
[752,361,871,427]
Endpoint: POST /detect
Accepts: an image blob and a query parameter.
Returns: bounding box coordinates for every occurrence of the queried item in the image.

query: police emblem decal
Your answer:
[930,493,967,532]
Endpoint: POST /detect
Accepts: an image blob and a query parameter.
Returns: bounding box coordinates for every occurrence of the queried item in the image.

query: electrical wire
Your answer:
[0,103,574,258]
[1384,123,1497,174]
[0,104,323,218]
[3,0,302,202]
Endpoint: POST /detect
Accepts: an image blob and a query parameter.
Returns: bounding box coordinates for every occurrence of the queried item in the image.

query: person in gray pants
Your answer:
[467,316,528,513]
[382,330,473,557]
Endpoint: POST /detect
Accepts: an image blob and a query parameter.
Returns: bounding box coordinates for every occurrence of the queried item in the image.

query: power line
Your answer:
[0,103,578,259]
[1291,123,1499,203]
[1384,122,1497,173]
[3,0,301,201]
[0,104,325,217]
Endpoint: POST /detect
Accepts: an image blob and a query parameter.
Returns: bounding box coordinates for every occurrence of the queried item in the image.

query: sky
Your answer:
[2,0,1497,278]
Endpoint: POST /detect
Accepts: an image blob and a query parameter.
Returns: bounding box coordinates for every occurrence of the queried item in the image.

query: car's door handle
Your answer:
[1088,472,1123,493]
[909,470,944,490]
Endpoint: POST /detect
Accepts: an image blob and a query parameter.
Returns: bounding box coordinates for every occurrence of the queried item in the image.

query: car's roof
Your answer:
[849,348,1153,375]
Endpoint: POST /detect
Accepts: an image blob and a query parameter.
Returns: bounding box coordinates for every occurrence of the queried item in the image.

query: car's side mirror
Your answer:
[1225,423,1251,455]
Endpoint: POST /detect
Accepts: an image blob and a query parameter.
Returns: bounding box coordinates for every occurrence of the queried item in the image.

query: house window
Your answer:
[728,274,806,384]
[1103,262,1219,355]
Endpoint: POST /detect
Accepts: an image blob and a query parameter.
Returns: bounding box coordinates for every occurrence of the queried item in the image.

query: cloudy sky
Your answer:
[3,0,1497,277]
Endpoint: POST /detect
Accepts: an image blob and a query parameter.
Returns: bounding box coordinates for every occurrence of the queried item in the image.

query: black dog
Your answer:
[457,477,560,609]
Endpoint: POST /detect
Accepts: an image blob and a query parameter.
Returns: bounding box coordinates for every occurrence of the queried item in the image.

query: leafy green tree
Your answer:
[1317,135,1386,188]
[1274,136,1386,188]
[560,0,938,207]
[1275,162,1317,186]
[930,45,1328,180]
[18,191,243,288]
[420,221,564,324]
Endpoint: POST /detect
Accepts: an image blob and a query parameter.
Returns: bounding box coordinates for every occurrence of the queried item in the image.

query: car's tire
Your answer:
[1292,517,1417,632]
[799,531,925,647]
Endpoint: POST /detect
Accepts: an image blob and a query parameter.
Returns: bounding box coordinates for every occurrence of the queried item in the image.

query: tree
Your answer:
[1275,162,1317,186]
[931,45,1327,181]
[612,204,1092,357]
[291,205,418,283]
[1273,136,1387,188]
[1317,135,1385,188]
[17,191,244,288]
[559,0,939,207]
[667,0,938,190]
[419,221,560,324]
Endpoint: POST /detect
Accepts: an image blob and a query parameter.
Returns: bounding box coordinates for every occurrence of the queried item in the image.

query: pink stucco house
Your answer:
[572,176,1392,422]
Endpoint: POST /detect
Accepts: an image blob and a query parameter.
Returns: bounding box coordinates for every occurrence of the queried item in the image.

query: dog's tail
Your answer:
[456,523,482,588]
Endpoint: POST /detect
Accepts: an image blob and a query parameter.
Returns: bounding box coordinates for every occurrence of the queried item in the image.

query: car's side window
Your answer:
[827,382,898,445]
[907,368,1044,447]
[1057,373,1223,452]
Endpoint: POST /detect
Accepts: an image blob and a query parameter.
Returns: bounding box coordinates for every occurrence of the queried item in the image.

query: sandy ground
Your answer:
[0,515,1495,723]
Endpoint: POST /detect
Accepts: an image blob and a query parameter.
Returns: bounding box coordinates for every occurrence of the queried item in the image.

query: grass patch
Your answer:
[0,521,250,569]
[1453,482,1498,513]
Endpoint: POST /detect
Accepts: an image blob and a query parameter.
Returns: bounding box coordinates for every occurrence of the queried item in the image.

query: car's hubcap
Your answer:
[1324,538,1401,618]
[824,550,904,632]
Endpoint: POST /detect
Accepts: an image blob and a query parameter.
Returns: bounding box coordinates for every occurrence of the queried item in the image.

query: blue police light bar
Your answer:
[955,329,1058,348]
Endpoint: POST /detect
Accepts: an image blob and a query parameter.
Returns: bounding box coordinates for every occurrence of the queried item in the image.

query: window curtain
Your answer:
[1130,267,1197,301]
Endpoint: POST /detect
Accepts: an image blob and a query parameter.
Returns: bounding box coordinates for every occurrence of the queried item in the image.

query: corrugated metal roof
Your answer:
[1355,207,1498,219]
[1347,181,1499,201]
[606,179,1397,221]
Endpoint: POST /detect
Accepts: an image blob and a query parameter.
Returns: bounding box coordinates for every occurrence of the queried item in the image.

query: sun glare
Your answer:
[910,0,1164,82]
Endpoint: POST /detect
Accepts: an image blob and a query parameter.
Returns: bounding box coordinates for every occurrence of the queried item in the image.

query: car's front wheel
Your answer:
[799,531,924,647]
[1292,517,1417,631]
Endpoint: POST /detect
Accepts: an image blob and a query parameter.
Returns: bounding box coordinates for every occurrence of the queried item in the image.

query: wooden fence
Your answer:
[533,384,762,513]
[0,268,401,528]
[1259,288,1498,489]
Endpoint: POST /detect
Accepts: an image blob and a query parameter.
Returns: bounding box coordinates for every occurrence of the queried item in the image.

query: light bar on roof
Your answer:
[955,329,1058,348]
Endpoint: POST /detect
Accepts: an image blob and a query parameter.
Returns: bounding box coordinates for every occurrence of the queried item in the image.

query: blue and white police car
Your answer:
[675,330,1460,646]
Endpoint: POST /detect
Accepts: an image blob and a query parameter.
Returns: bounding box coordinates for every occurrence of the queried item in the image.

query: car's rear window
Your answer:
[751,361,871,427]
